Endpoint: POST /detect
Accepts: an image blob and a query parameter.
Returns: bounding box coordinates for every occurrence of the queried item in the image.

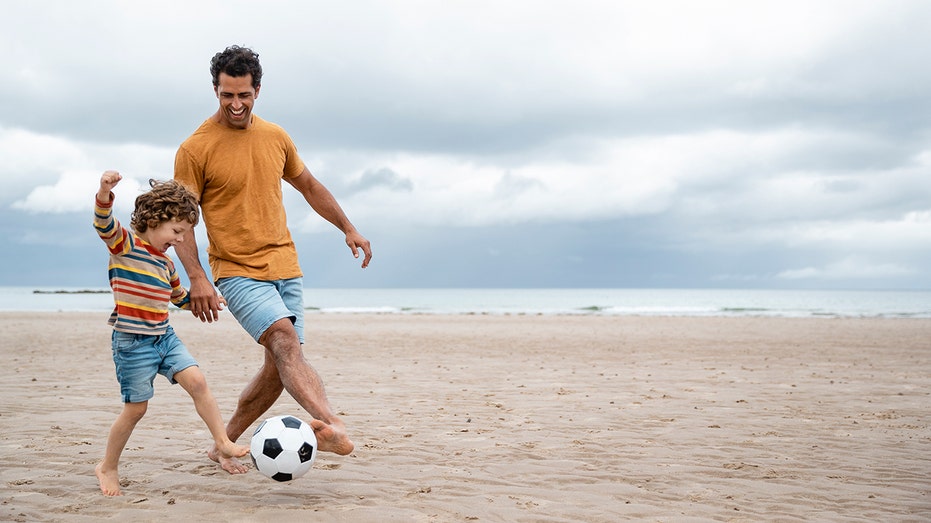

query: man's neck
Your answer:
[212,109,254,130]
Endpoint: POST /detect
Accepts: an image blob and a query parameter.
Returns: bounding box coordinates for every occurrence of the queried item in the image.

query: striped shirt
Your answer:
[93,195,190,334]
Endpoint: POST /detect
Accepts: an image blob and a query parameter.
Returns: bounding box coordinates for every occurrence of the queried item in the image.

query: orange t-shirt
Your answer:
[174,115,305,281]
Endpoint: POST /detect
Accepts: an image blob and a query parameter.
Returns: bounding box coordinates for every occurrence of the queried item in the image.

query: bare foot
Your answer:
[218,440,250,459]
[310,419,354,455]
[95,462,122,496]
[207,444,250,474]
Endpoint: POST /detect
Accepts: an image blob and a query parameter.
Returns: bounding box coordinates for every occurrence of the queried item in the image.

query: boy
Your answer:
[93,170,249,496]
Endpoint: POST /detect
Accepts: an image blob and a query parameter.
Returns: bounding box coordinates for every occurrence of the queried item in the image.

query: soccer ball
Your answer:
[250,415,318,482]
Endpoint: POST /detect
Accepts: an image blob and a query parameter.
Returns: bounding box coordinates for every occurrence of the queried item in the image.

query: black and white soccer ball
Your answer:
[250,415,318,481]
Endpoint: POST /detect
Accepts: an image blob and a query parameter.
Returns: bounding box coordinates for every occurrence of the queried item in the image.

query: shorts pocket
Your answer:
[112,331,142,352]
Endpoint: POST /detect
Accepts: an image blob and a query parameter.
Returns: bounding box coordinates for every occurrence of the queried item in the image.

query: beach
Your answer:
[1,312,929,522]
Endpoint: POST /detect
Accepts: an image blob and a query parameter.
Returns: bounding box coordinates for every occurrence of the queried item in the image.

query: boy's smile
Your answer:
[140,219,193,253]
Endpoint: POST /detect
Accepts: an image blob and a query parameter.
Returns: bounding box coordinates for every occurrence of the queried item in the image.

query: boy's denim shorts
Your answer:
[216,277,305,345]
[111,325,198,403]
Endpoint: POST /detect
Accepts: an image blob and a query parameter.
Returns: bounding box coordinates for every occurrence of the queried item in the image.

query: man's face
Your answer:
[214,72,260,129]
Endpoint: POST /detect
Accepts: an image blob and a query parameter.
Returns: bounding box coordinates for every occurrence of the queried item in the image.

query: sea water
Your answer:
[1,286,930,318]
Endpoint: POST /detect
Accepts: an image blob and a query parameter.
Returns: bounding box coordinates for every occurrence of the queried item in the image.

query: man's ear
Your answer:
[255,84,261,99]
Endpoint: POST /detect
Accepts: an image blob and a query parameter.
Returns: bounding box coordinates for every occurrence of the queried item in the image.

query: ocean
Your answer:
[2,287,930,318]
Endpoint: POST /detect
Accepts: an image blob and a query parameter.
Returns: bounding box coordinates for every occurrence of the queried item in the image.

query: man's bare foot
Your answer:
[310,419,354,455]
[207,443,250,474]
[95,462,122,496]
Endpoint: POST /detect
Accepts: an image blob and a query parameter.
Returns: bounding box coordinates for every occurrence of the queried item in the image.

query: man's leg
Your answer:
[213,276,351,457]
[230,348,285,438]
[260,318,354,455]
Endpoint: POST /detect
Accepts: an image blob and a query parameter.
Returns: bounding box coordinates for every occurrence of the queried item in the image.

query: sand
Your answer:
[1,311,929,522]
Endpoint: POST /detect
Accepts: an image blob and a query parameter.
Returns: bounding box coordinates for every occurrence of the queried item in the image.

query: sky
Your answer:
[3,0,930,290]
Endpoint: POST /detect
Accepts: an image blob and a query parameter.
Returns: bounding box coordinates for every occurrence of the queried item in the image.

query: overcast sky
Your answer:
[3,0,930,289]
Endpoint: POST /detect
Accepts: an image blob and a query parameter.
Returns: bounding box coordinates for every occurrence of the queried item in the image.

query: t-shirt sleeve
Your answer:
[282,132,305,180]
[174,145,205,200]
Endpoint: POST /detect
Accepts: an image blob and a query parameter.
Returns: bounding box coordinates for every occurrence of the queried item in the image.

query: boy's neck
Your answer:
[134,229,154,247]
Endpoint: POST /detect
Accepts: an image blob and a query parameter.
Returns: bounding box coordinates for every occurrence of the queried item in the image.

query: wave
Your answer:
[3,287,930,318]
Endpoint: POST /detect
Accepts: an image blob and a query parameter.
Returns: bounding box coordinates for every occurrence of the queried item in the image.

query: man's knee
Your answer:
[259,318,299,350]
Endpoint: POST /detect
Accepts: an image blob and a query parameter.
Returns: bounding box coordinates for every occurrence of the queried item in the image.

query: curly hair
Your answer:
[131,180,199,233]
[210,45,262,88]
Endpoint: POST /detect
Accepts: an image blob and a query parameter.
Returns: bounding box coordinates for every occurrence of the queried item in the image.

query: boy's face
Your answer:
[214,73,260,130]
[143,219,194,253]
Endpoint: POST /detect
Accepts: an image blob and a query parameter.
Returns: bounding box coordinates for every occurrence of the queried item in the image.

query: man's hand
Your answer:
[346,231,372,268]
[286,168,373,269]
[188,277,223,323]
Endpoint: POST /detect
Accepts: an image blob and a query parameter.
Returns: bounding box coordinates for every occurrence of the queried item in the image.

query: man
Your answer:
[174,45,372,473]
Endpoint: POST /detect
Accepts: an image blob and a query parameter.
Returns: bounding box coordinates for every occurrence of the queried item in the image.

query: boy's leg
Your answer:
[96,401,147,496]
[173,366,249,465]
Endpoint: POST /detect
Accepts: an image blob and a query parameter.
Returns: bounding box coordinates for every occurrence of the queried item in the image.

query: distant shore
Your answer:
[31,289,110,294]
[2,287,930,317]
[1,312,929,521]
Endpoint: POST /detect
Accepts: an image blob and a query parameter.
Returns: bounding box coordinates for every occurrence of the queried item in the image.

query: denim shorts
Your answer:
[111,326,198,403]
[216,277,305,344]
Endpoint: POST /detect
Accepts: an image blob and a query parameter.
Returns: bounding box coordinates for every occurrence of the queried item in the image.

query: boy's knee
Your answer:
[124,401,148,421]
[176,367,208,393]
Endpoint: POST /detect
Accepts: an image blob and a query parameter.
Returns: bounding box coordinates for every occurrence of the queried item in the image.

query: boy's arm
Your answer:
[94,170,129,254]
[167,264,191,310]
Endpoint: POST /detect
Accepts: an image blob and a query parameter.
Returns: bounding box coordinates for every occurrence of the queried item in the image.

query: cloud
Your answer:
[344,167,414,194]
[494,173,545,199]
[12,171,147,214]
[762,211,931,252]
[777,258,916,281]
[303,125,927,231]
[3,126,176,215]
[2,1,931,289]
[0,127,90,199]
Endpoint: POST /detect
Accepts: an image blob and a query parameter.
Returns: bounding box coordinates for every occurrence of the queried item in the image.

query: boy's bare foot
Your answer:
[310,419,354,455]
[207,444,250,475]
[95,463,122,496]
[219,440,250,459]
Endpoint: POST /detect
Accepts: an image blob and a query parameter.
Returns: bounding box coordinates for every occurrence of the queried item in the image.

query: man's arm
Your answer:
[173,227,223,322]
[285,167,372,268]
